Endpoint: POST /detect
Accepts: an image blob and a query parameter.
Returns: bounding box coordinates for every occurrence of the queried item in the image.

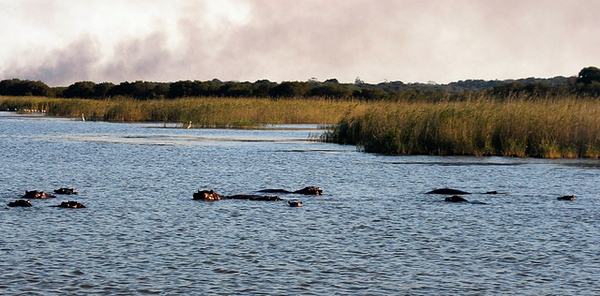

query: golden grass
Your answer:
[0,96,368,126]
[4,95,600,158]
[322,96,600,158]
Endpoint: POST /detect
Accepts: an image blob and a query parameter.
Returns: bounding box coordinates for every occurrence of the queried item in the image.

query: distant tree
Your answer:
[153,83,170,99]
[93,82,115,98]
[106,81,164,99]
[307,83,349,98]
[167,80,195,98]
[490,82,526,97]
[0,79,51,96]
[131,81,162,99]
[268,81,310,98]
[51,86,67,97]
[576,66,600,85]
[524,82,551,97]
[201,80,224,96]
[353,87,388,101]
[251,80,276,97]
[218,81,253,97]
[63,81,96,98]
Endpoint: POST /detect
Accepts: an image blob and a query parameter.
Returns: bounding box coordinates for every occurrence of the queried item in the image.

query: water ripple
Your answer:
[2,116,600,294]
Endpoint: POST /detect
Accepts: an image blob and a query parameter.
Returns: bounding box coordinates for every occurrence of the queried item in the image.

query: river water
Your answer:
[1,112,599,295]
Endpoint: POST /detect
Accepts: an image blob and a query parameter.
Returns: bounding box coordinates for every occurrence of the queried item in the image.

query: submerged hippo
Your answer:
[22,190,56,199]
[228,194,282,201]
[288,200,303,207]
[53,201,86,208]
[427,188,471,195]
[193,190,281,201]
[54,188,78,195]
[444,195,469,202]
[557,195,575,200]
[8,199,32,207]
[259,186,323,195]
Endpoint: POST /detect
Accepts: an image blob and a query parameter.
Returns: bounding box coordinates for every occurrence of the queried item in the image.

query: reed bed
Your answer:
[0,96,367,126]
[4,95,599,158]
[322,97,600,158]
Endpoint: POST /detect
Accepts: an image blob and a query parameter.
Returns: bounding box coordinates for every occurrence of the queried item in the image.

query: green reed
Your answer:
[322,96,600,158]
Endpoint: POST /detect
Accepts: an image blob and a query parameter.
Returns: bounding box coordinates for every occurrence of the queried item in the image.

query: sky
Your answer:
[0,0,599,86]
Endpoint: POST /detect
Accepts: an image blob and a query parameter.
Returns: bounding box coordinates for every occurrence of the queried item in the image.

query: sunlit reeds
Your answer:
[3,95,599,158]
[0,96,367,126]
[322,96,600,158]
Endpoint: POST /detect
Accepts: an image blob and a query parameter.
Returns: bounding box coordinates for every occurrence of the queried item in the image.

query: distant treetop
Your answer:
[1,67,599,100]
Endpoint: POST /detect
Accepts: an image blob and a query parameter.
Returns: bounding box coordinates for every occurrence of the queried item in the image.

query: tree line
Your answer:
[1,67,599,101]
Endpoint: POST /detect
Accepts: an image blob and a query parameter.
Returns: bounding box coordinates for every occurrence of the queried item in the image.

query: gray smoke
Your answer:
[1,0,599,86]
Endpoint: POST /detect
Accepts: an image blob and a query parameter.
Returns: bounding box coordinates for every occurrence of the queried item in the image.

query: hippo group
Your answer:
[7,188,85,209]
[54,188,78,195]
[258,186,323,195]
[52,201,86,209]
[22,190,56,199]
[192,190,281,201]
[428,187,575,204]
[193,186,323,206]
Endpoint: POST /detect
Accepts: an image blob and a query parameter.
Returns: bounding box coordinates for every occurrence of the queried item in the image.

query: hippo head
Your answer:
[193,190,223,201]
[296,186,323,195]
[445,195,468,202]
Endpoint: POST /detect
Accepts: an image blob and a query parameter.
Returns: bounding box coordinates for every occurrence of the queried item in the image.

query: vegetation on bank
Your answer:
[2,66,600,158]
[4,94,600,158]
[0,96,366,127]
[321,95,600,158]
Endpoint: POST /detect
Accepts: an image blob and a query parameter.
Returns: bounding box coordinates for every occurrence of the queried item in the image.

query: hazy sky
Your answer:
[1,0,598,86]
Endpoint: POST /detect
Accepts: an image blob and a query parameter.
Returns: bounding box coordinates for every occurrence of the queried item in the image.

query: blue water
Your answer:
[1,112,599,295]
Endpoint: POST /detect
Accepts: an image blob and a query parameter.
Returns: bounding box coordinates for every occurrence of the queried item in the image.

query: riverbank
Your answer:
[3,95,600,158]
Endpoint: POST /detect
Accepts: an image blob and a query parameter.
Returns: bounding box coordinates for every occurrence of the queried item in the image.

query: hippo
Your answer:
[427,188,471,195]
[8,199,32,207]
[53,201,86,208]
[54,188,78,195]
[193,190,281,201]
[22,190,56,199]
[227,194,282,201]
[193,190,224,201]
[444,195,469,202]
[557,195,575,200]
[225,194,281,201]
[259,186,323,195]
[288,200,303,207]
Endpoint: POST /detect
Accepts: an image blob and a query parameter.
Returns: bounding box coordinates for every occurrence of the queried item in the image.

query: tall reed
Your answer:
[5,95,599,158]
[0,96,368,126]
[323,96,600,158]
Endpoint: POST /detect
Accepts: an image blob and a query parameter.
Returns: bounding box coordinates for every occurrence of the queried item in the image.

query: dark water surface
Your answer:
[1,112,599,295]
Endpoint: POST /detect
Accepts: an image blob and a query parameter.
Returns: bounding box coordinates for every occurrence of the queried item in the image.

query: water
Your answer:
[1,112,599,295]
